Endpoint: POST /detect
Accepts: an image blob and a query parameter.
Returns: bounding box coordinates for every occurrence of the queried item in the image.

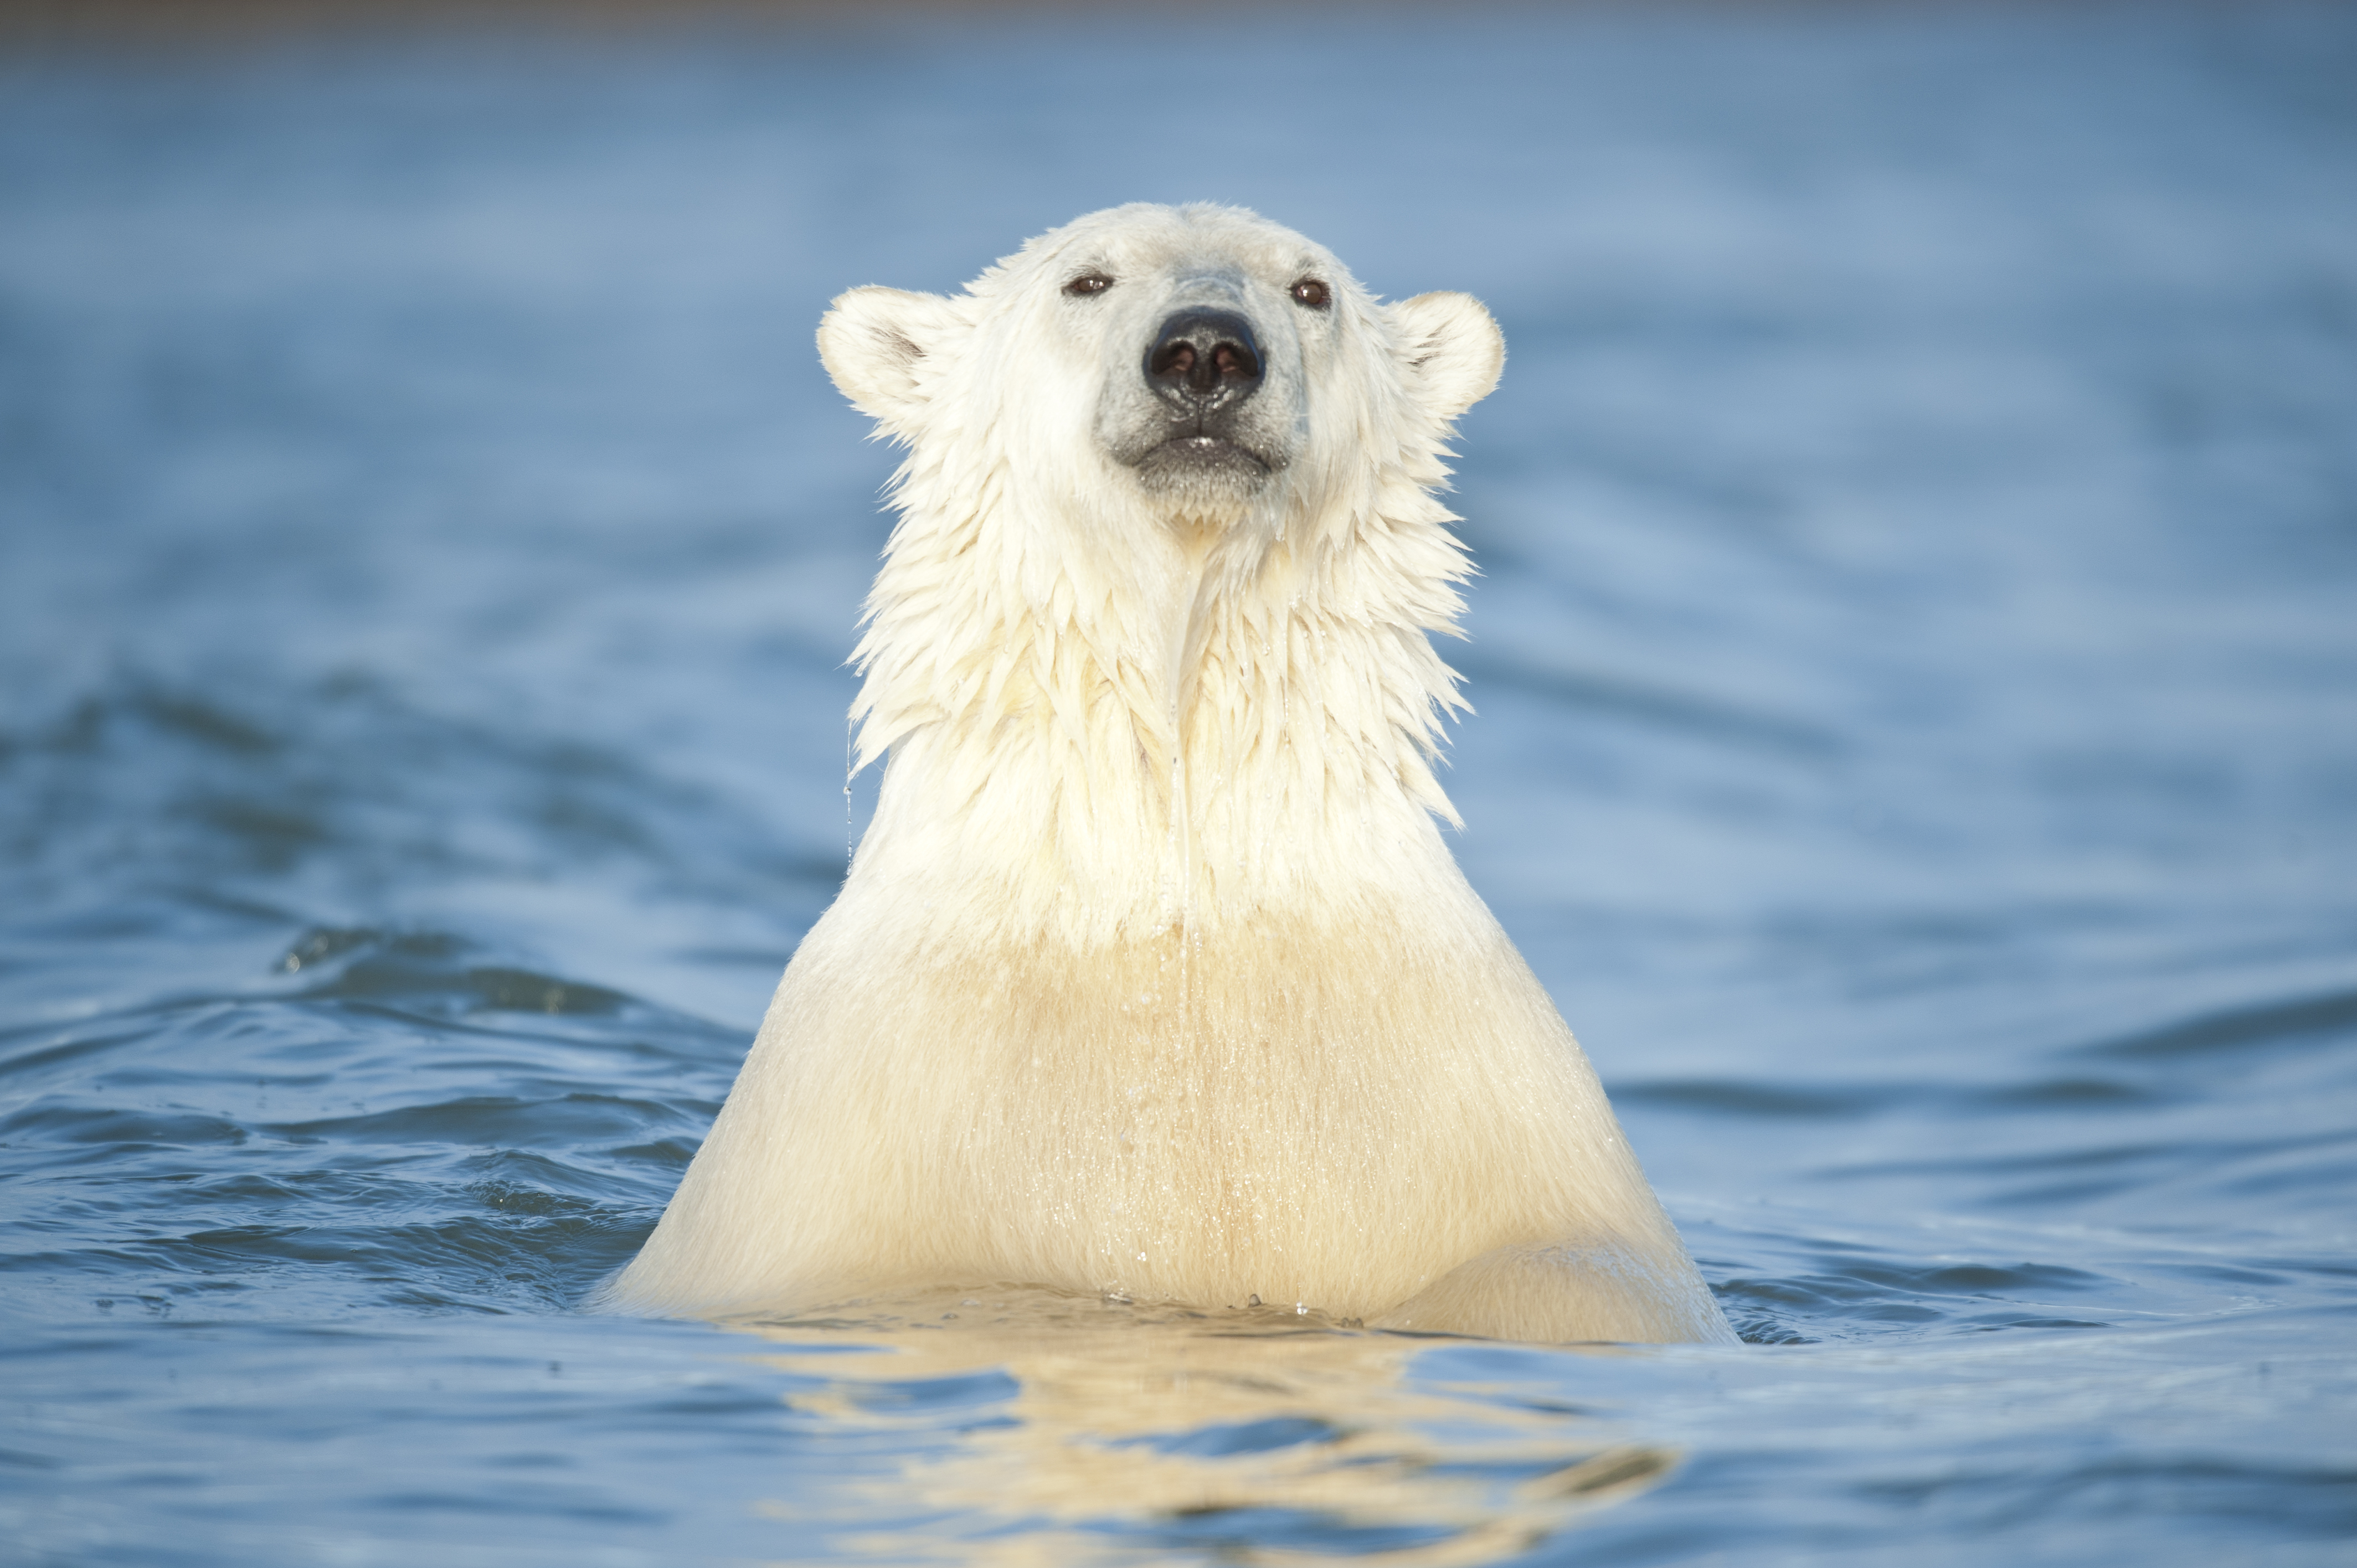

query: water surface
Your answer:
[3,5,2355,1562]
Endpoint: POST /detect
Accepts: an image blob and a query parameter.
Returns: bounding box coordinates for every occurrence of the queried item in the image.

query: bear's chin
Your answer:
[1130,435,1277,509]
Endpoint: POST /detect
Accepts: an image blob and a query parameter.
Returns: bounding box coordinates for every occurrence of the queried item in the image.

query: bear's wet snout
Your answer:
[1146,309,1264,411]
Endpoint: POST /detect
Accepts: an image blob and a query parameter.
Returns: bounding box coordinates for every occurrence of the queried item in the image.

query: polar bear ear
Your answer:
[817,286,964,432]
[1390,291,1506,424]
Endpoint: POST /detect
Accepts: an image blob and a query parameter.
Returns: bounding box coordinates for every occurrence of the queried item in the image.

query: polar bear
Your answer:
[605,204,1733,1344]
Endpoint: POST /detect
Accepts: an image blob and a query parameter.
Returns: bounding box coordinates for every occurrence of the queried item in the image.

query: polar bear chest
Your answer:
[699,885,1621,1311]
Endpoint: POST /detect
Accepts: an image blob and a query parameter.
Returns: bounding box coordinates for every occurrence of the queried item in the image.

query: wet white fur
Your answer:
[605,204,1734,1344]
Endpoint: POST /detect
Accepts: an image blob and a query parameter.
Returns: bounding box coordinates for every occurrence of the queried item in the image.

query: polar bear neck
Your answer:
[845,444,1474,947]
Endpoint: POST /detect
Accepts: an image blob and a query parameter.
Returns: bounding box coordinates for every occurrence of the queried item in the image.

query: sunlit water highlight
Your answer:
[2,4,2355,1563]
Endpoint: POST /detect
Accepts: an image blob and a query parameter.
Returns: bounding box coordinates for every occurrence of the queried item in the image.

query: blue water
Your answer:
[4,4,2355,1562]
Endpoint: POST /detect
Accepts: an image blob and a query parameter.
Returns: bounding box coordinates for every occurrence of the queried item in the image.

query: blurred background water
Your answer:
[3,3,2355,1563]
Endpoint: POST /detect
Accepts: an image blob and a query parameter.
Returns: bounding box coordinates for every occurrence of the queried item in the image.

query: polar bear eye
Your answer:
[1290,278,1332,310]
[1063,272,1114,297]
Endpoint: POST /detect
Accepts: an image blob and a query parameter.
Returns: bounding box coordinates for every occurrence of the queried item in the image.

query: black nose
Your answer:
[1145,308,1263,409]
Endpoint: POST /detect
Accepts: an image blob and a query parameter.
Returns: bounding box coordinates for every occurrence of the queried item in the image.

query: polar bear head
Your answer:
[818,203,1503,535]
[822,206,1506,927]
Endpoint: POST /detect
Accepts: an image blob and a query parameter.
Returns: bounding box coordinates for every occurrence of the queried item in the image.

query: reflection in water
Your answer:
[737,1288,1674,1566]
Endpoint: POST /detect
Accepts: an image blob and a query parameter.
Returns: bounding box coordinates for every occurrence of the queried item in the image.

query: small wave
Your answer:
[1856,1454,2357,1539]
[269,926,740,1056]
[282,927,634,1018]
[0,672,825,912]
[0,1103,250,1148]
[1615,1078,1907,1119]
[1971,1076,2164,1110]
[1700,1223,2121,1344]
[2077,984,2357,1062]
[265,1091,689,1149]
